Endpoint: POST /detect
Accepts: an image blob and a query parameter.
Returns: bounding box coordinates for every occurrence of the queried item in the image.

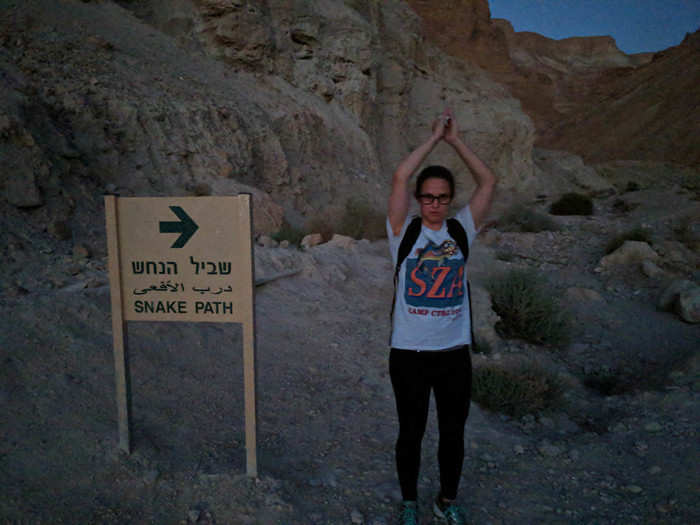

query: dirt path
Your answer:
[2,208,698,523]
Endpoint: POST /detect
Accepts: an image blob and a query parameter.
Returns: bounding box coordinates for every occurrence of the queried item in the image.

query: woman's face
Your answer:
[417,177,452,229]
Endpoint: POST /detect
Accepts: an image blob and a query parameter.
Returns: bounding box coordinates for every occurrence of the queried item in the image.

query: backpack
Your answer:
[391,216,475,346]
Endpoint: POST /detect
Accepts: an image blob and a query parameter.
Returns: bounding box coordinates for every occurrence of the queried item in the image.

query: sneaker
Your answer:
[397,501,419,525]
[433,496,466,525]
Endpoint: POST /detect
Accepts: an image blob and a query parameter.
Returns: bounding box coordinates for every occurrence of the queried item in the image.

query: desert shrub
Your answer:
[338,198,386,240]
[549,193,593,216]
[470,336,492,355]
[472,360,563,417]
[604,227,652,254]
[271,220,306,246]
[487,269,571,346]
[497,204,559,233]
[495,250,516,262]
[624,181,640,192]
[611,198,638,213]
[305,215,335,243]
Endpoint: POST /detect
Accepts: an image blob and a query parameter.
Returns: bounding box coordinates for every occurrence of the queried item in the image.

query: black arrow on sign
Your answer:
[159,206,199,248]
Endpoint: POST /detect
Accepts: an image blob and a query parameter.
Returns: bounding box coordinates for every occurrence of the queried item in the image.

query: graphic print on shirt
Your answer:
[404,240,464,308]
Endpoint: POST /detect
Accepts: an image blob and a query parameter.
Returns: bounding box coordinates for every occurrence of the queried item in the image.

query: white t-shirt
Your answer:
[387,206,477,350]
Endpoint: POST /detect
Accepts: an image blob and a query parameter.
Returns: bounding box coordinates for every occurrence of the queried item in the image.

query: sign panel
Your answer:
[105,194,257,477]
[116,196,253,323]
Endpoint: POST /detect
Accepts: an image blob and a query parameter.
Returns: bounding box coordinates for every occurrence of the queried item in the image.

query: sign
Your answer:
[105,195,258,476]
[114,197,253,323]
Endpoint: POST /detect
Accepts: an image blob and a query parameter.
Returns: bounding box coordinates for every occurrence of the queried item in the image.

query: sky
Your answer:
[488,0,700,54]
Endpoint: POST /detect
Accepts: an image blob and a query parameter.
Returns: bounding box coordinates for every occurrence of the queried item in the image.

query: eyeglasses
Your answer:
[418,193,451,205]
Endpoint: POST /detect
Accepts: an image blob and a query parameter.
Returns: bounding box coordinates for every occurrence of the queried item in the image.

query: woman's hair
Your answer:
[414,165,455,199]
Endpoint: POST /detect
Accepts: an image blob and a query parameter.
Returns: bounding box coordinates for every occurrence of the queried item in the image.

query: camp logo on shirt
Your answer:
[404,240,464,308]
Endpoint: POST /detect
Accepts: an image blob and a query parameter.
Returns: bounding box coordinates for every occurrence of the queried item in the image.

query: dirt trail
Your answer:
[2,199,699,523]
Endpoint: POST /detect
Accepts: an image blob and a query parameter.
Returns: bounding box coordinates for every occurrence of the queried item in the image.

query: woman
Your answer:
[387,110,496,525]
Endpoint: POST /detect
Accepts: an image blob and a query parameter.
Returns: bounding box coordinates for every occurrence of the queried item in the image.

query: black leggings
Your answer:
[389,346,472,501]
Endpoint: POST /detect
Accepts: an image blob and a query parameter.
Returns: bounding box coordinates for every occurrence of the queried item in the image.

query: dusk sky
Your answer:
[488,0,700,54]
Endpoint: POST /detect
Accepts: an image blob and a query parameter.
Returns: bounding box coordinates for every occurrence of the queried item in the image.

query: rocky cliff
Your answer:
[0,0,535,251]
[539,30,700,166]
[1,0,697,261]
[404,1,698,167]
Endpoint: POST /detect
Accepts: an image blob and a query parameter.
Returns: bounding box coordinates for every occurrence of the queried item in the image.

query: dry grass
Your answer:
[472,357,563,417]
[487,269,571,347]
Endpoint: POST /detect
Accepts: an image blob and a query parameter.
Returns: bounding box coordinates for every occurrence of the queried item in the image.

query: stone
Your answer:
[73,243,91,259]
[327,234,355,249]
[469,283,502,353]
[677,286,700,323]
[532,148,615,196]
[658,280,695,311]
[279,240,290,249]
[48,221,72,241]
[301,233,323,249]
[566,287,604,302]
[350,509,364,524]
[257,235,278,248]
[641,260,664,278]
[599,240,659,268]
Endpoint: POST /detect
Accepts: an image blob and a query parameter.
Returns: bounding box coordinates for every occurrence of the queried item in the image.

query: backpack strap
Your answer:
[391,216,422,323]
[446,218,469,262]
[395,216,423,280]
[446,217,475,348]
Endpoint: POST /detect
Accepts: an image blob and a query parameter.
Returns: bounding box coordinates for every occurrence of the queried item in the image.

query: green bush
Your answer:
[271,220,306,246]
[549,193,593,216]
[604,227,652,254]
[338,198,386,240]
[306,214,335,243]
[611,198,638,213]
[487,269,571,346]
[472,359,563,417]
[497,204,559,233]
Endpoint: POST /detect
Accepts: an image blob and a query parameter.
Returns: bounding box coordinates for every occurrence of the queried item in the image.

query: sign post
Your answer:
[104,194,258,476]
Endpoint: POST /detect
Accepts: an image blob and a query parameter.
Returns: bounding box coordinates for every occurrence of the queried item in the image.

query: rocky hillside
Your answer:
[539,30,700,167]
[405,0,699,167]
[0,0,535,252]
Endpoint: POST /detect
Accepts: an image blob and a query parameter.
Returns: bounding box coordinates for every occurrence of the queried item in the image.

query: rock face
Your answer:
[407,3,698,168]
[0,0,536,241]
[123,0,536,199]
[1,0,696,255]
[531,149,615,198]
[539,30,700,167]
[404,0,512,73]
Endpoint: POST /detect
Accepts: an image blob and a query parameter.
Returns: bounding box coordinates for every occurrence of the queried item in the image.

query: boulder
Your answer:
[658,280,695,311]
[641,260,665,278]
[301,233,323,250]
[599,241,659,268]
[327,234,355,249]
[469,283,502,353]
[677,288,700,323]
[566,287,604,302]
[531,149,615,197]
[256,235,278,248]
